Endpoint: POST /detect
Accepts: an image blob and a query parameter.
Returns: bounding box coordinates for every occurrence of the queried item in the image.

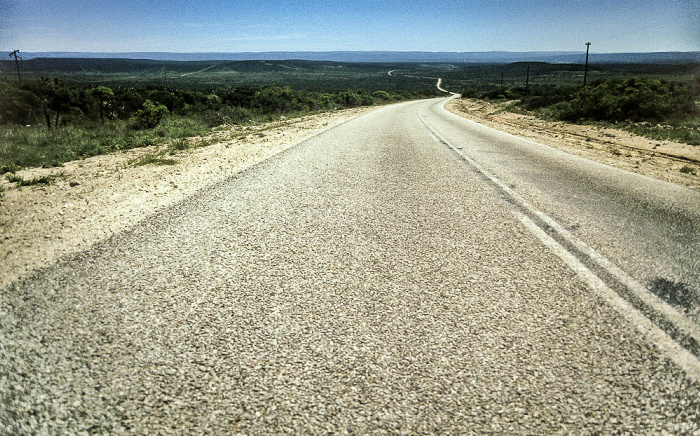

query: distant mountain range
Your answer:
[6,51,700,64]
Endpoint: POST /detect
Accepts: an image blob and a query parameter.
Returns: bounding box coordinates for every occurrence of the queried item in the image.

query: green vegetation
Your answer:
[680,165,697,175]
[0,74,440,170]
[2,57,698,174]
[129,152,178,167]
[5,172,65,187]
[444,61,700,95]
[0,117,192,169]
[462,76,700,145]
[0,58,442,92]
[133,100,170,130]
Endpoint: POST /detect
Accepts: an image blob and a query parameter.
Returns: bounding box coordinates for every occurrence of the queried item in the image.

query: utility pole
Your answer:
[525,65,530,95]
[9,50,22,83]
[583,42,591,87]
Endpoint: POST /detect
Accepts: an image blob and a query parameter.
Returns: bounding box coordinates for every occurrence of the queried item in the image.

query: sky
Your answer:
[0,0,698,53]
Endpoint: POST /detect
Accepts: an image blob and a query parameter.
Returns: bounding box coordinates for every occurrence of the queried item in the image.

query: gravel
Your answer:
[2,100,699,434]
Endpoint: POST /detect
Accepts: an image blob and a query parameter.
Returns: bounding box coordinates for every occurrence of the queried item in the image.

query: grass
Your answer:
[0,116,211,170]
[505,105,700,147]
[128,151,178,167]
[5,172,65,186]
[0,163,22,175]
[622,121,700,146]
[169,138,190,151]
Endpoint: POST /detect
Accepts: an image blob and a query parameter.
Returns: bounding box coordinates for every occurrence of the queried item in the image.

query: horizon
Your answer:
[1,1,698,54]
[10,49,700,55]
[6,50,699,66]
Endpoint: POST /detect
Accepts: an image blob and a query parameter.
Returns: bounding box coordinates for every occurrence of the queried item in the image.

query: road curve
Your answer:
[2,98,699,434]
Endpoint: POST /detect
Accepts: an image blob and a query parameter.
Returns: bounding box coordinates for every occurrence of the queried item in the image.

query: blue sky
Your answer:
[1,0,698,53]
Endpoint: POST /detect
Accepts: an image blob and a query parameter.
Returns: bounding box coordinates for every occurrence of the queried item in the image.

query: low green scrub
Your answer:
[5,172,65,186]
[1,79,440,170]
[680,165,697,175]
[129,152,178,167]
[0,163,22,175]
[465,77,700,145]
[0,116,211,169]
[622,120,700,146]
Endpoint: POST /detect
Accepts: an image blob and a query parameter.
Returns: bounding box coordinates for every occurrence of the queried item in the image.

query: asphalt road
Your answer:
[423,98,700,348]
[2,98,699,434]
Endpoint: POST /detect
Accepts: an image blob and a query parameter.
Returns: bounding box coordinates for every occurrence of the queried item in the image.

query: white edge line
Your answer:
[418,110,700,381]
[532,208,700,343]
[514,210,700,382]
[424,104,700,347]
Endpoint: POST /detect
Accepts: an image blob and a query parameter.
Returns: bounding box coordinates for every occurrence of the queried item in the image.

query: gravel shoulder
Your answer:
[446,98,700,190]
[0,108,374,289]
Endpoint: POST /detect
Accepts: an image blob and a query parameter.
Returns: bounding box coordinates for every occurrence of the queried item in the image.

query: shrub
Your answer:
[0,80,41,125]
[460,88,480,98]
[132,100,169,130]
[372,91,392,101]
[556,78,698,123]
[680,165,697,175]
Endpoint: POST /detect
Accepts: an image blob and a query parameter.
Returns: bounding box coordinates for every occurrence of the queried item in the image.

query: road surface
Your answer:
[2,97,699,434]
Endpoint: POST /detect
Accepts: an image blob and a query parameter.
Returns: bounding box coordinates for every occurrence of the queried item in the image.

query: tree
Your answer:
[132,99,168,129]
[37,79,77,129]
[88,86,114,124]
[0,80,40,125]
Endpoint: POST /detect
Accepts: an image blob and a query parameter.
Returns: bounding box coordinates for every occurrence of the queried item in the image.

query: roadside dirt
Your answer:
[446,98,700,190]
[0,108,372,289]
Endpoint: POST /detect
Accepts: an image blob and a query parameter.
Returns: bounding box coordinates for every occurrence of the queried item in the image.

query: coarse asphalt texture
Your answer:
[1,98,699,434]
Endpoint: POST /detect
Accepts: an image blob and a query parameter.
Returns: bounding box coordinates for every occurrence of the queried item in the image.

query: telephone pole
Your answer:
[525,65,530,95]
[9,50,22,83]
[583,42,591,87]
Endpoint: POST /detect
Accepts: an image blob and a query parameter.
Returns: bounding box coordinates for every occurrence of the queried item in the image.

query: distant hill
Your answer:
[6,51,700,64]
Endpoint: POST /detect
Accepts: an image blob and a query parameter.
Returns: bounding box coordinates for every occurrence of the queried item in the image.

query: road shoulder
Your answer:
[0,108,374,289]
[446,98,700,191]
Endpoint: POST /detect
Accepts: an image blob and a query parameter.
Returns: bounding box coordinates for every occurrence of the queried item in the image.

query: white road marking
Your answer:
[514,210,700,382]
[419,103,700,380]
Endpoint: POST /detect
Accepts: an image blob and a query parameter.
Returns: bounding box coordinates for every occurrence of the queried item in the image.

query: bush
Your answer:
[132,100,169,130]
[460,88,480,98]
[544,78,699,123]
[372,91,392,101]
[0,79,439,169]
[0,80,41,125]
